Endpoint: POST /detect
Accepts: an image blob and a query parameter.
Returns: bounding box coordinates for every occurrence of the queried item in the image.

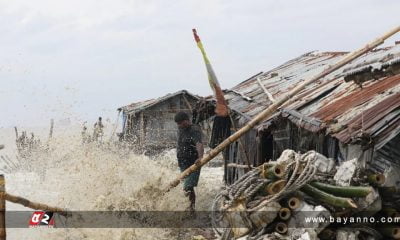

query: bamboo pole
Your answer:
[301,184,357,209]
[227,163,253,169]
[309,181,373,197]
[256,76,275,102]
[278,208,291,220]
[287,197,302,210]
[5,193,68,216]
[275,222,288,234]
[0,175,5,240]
[229,114,252,169]
[263,164,286,179]
[367,174,386,186]
[266,180,287,195]
[164,25,400,192]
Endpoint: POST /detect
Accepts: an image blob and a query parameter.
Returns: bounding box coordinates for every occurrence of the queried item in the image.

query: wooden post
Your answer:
[0,175,6,240]
[139,112,145,147]
[164,25,400,193]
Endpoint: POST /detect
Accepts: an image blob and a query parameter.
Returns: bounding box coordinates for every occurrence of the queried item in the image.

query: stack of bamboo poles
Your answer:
[0,175,67,240]
[214,151,400,239]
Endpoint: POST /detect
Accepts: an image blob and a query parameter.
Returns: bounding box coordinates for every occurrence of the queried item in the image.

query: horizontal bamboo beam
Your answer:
[164,25,400,193]
[227,163,253,169]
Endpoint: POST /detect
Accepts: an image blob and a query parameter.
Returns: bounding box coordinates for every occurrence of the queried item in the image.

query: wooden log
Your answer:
[278,208,291,220]
[164,25,400,192]
[301,184,357,209]
[5,193,68,216]
[309,181,373,197]
[0,175,5,240]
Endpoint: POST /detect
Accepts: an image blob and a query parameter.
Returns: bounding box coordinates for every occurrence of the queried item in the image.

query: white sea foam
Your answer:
[0,127,223,239]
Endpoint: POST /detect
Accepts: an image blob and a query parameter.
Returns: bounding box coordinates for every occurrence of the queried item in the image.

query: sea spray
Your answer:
[3,128,223,239]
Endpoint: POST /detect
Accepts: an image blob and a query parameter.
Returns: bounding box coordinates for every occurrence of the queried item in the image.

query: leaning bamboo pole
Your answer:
[0,175,5,240]
[164,25,400,192]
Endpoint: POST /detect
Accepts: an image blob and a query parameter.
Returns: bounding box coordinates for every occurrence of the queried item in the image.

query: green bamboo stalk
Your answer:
[379,186,399,196]
[309,181,373,198]
[301,184,357,209]
[263,164,286,179]
[367,174,386,186]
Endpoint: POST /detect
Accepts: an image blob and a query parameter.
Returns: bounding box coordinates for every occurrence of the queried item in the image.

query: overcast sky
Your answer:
[0,0,399,128]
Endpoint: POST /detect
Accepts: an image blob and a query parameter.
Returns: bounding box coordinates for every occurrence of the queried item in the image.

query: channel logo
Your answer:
[29,211,55,228]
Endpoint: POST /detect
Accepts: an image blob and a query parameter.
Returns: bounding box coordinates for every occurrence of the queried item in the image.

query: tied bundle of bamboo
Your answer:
[211,149,400,239]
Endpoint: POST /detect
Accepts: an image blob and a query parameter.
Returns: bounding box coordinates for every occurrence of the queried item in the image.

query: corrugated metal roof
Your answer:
[118,90,199,114]
[225,45,400,146]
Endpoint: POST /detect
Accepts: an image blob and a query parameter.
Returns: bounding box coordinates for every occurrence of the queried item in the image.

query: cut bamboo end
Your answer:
[368,174,386,186]
[273,164,286,178]
[263,163,286,179]
[266,180,287,195]
[278,208,291,220]
[394,228,400,239]
[275,222,288,234]
[288,197,301,210]
[347,199,358,209]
